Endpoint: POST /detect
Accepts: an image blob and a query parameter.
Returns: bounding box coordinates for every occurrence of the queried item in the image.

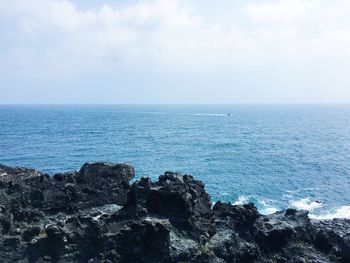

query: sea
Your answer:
[0,104,350,219]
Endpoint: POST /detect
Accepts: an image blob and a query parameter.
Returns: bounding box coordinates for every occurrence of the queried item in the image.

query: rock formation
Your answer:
[0,163,349,263]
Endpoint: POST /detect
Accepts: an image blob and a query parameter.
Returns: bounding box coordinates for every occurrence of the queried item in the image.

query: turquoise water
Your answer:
[0,105,350,218]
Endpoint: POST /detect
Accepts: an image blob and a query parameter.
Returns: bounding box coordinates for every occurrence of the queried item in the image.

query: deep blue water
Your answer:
[1,104,350,219]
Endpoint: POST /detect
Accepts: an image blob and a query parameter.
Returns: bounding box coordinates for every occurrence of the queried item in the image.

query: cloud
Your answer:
[244,0,315,24]
[0,0,350,76]
[244,0,350,59]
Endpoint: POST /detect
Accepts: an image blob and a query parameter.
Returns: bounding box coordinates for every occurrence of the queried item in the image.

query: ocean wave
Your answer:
[310,206,350,220]
[227,196,350,219]
[259,206,278,215]
[233,195,249,205]
[290,198,324,211]
[233,196,279,215]
[258,199,278,215]
[290,198,350,219]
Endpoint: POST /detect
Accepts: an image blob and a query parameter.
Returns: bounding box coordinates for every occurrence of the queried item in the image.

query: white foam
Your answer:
[260,206,278,215]
[310,206,350,220]
[258,199,279,215]
[233,195,248,205]
[231,196,350,219]
[232,196,279,215]
[290,198,324,211]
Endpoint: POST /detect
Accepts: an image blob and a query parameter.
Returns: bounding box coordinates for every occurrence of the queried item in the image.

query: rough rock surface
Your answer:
[0,163,349,263]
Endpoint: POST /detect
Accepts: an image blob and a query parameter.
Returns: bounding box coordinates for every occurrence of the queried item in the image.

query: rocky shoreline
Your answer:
[0,162,349,263]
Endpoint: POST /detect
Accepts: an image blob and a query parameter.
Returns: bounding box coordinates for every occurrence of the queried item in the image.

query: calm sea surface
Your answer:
[1,105,350,218]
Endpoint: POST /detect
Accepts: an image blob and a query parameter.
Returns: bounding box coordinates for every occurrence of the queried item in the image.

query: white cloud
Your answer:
[244,0,315,24]
[1,0,350,75]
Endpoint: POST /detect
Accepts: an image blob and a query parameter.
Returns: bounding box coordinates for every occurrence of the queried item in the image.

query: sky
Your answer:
[0,0,350,104]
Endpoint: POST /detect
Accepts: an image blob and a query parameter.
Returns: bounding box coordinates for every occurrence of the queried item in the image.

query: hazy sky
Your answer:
[1,0,350,104]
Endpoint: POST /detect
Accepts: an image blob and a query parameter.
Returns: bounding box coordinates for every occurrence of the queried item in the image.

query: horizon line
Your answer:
[1,102,350,106]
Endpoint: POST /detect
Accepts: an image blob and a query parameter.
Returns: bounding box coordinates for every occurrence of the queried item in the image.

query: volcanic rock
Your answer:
[0,163,349,263]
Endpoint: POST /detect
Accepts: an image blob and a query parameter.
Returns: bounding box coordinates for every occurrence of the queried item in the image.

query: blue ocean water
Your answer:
[1,104,350,219]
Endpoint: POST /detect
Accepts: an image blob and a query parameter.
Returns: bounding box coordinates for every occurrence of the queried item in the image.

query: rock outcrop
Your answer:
[0,163,349,263]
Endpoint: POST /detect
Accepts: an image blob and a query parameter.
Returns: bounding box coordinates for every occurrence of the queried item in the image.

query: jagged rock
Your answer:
[0,162,134,217]
[313,218,350,262]
[254,209,313,250]
[213,201,259,236]
[78,162,134,182]
[0,163,349,263]
[341,233,350,261]
[22,226,41,241]
[122,172,214,240]
[169,229,199,260]
[45,225,63,240]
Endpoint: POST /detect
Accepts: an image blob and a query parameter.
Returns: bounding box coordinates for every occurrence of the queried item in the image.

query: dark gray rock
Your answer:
[341,233,350,262]
[313,218,350,262]
[0,163,349,263]
[254,209,313,250]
